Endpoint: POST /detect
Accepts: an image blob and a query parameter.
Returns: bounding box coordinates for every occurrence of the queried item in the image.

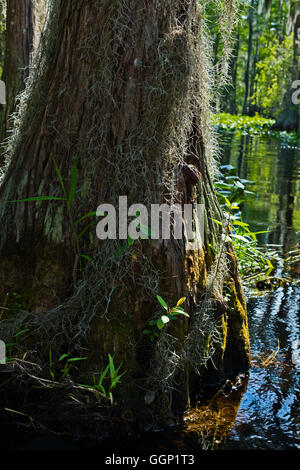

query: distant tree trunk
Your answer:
[0,0,47,144]
[243,0,255,115]
[0,0,250,420]
[0,1,5,72]
[249,35,259,115]
[274,2,300,131]
[224,28,240,114]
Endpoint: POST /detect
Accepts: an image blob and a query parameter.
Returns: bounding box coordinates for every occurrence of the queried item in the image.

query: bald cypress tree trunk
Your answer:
[0,0,250,419]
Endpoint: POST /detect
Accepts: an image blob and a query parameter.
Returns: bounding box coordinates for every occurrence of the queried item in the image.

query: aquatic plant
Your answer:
[213,164,280,281]
[213,113,300,146]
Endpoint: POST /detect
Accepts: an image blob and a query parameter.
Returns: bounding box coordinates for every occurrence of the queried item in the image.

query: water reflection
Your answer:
[219,133,300,251]
[215,133,300,449]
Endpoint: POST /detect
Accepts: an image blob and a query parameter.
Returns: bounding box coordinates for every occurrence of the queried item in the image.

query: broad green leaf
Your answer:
[156,295,168,310]
[156,317,165,330]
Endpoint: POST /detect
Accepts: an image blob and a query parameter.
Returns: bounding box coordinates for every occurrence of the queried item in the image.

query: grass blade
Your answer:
[10,196,67,203]
[67,154,81,209]
[51,154,67,199]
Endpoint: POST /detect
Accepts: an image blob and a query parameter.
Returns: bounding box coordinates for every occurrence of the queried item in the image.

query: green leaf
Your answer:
[51,153,67,199]
[127,235,134,246]
[208,243,218,254]
[143,330,151,335]
[235,180,245,189]
[77,221,97,240]
[266,259,274,269]
[171,307,189,317]
[156,318,165,330]
[148,319,156,326]
[80,254,93,263]
[10,196,66,203]
[224,197,231,208]
[58,354,69,362]
[98,364,110,386]
[108,354,115,377]
[156,295,168,310]
[15,329,28,338]
[173,306,184,312]
[232,220,249,228]
[211,218,223,226]
[231,233,250,243]
[74,211,97,225]
[99,384,106,395]
[67,357,87,362]
[67,154,81,209]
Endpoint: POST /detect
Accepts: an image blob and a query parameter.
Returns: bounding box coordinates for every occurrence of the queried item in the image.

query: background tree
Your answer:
[0,0,250,420]
[0,0,47,145]
[275,1,300,131]
[220,0,294,119]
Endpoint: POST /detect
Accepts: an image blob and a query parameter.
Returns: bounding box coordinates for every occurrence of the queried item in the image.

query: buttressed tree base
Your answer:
[0,0,250,423]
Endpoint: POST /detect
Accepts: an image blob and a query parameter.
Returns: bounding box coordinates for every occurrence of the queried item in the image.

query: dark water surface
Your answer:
[217,133,300,449]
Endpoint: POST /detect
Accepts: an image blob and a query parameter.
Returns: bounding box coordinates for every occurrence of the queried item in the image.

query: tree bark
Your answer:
[242,0,254,115]
[0,0,47,145]
[274,2,300,131]
[0,0,250,420]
